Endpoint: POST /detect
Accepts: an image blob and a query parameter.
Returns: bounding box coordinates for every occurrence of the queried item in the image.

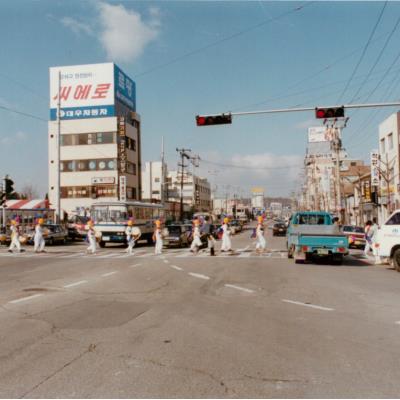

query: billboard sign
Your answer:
[308,127,328,143]
[370,150,379,187]
[114,64,136,111]
[49,63,136,120]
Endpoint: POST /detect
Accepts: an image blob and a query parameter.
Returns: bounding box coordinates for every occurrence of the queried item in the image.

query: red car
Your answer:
[341,225,366,249]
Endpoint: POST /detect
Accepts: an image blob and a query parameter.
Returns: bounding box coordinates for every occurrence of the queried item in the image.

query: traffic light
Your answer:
[315,106,345,119]
[196,114,232,126]
[0,191,5,207]
[4,177,14,196]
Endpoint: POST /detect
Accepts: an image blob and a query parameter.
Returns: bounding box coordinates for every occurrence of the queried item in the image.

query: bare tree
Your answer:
[19,184,39,199]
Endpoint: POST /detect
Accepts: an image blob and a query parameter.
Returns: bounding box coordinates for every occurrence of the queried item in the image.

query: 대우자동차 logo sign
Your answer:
[49,63,136,120]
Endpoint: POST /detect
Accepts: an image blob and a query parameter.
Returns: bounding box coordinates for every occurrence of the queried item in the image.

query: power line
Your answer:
[349,14,400,104]
[0,105,47,122]
[133,1,314,79]
[201,158,301,170]
[336,1,387,103]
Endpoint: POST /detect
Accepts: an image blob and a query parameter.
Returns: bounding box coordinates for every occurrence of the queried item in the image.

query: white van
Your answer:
[375,210,400,271]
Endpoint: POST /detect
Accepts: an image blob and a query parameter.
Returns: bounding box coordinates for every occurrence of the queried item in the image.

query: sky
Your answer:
[1,0,400,198]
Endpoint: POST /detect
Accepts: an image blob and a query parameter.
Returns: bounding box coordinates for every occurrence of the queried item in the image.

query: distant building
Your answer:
[251,187,264,211]
[141,161,168,202]
[48,63,141,217]
[167,171,211,212]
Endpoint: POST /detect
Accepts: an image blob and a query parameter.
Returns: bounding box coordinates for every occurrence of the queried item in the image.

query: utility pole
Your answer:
[331,126,342,217]
[176,148,191,221]
[161,136,165,204]
[56,70,61,224]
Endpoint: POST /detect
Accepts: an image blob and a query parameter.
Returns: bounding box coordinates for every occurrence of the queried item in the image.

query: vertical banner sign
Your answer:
[118,116,127,173]
[370,150,379,187]
[363,180,371,202]
[119,176,127,202]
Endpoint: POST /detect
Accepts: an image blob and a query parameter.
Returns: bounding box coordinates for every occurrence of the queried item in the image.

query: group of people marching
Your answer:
[7,218,46,254]
[5,215,268,256]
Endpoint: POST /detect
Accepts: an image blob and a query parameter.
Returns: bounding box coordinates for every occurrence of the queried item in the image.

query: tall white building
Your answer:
[251,187,264,210]
[378,112,400,221]
[141,161,167,202]
[48,63,141,217]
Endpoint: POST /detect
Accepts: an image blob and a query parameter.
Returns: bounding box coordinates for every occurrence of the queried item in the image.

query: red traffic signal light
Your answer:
[315,106,344,119]
[196,114,232,126]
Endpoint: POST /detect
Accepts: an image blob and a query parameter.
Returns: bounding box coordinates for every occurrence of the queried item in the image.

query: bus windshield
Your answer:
[91,205,128,223]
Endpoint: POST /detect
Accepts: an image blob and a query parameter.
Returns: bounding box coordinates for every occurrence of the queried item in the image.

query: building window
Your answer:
[60,132,115,146]
[388,133,393,150]
[126,162,137,175]
[125,137,136,151]
[61,158,117,172]
[61,185,117,198]
[380,138,385,153]
[154,177,160,183]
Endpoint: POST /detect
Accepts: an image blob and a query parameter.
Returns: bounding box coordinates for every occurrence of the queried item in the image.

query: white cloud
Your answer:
[97,2,160,63]
[61,16,94,36]
[197,151,303,197]
[0,131,28,146]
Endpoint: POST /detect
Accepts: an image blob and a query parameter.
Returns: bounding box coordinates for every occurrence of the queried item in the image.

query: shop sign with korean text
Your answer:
[49,62,136,120]
[370,150,379,187]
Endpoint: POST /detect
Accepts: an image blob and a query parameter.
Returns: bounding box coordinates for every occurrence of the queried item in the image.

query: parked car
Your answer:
[163,224,192,248]
[27,224,68,245]
[341,225,366,249]
[230,220,243,234]
[273,222,287,236]
[67,215,90,240]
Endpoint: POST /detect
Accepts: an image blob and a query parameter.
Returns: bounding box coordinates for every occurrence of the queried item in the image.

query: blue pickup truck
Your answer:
[287,211,348,265]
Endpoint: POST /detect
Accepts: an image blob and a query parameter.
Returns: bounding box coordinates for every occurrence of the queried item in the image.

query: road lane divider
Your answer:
[224,284,255,294]
[101,271,118,277]
[9,294,43,304]
[170,265,183,271]
[63,280,88,288]
[282,299,334,311]
[130,263,142,268]
[188,272,210,280]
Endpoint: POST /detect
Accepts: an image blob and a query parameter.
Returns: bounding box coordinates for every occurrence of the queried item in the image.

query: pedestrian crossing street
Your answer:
[0,247,289,260]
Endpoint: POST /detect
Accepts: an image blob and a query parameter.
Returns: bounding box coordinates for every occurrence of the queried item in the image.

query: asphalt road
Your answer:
[0,224,399,398]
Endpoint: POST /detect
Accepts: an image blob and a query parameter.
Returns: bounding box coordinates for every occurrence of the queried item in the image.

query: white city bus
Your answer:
[90,201,165,247]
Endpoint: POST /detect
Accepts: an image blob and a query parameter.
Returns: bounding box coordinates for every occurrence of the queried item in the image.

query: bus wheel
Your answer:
[99,241,106,248]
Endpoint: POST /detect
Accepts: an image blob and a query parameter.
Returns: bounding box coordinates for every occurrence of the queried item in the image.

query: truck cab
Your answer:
[375,210,400,271]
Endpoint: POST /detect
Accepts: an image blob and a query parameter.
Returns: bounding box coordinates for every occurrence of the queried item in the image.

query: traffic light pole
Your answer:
[2,177,5,228]
[199,101,400,119]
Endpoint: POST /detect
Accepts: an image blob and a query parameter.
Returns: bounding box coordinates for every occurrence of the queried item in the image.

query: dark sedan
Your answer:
[272,222,287,236]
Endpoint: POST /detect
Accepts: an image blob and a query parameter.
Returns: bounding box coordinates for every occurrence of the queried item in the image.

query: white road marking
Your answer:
[163,259,169,264]
[282,299,334,311]
[224,284,254,293]
[130,263,142,268]
[238,252,251,258]
[395,321,400,325]
[60,253,84,258]
[9,294,43,304]
[63,280,88,288]
[101,271,118,277]
[237,245,250,252]
[188,272,210,280]
[170,265,183,271]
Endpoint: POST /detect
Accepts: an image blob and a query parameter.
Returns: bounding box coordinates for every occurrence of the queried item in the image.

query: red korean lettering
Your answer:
[92,83,111,99]
[53,86,72,101]
[74,84,92,100]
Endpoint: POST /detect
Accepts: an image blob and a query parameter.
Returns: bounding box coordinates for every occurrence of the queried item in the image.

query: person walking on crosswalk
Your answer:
[8,219,21,253]
[255,216,266,254]
[220,217,232,252]
[125,219,136,255]
[86,220,97,254]
[34,218,46,253]
[154,220,163,255]
[190,219,203,255]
